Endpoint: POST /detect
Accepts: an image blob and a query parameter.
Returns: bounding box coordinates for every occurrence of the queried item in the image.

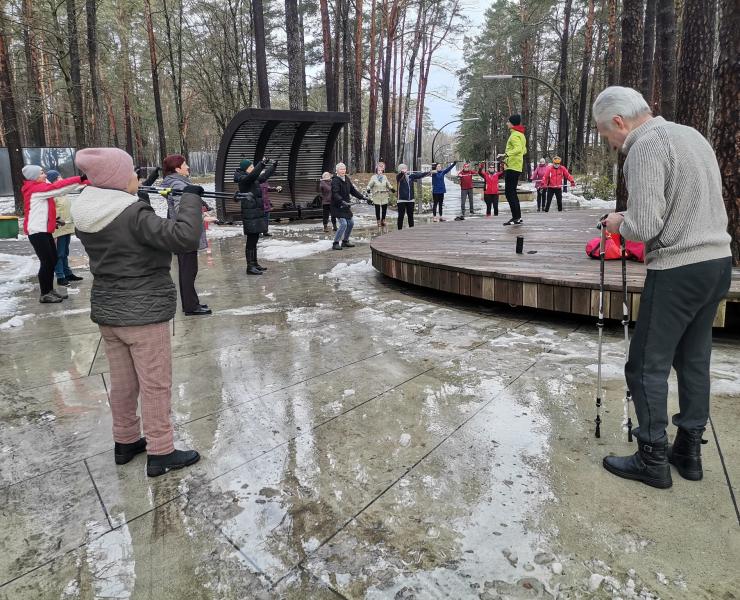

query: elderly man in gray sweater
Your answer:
[595,86,732,489]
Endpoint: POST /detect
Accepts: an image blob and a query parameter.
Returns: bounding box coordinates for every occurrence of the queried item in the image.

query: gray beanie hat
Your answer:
[22,165,42,180]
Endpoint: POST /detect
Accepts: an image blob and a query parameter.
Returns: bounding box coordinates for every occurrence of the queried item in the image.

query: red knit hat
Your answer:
[75,148,134,192]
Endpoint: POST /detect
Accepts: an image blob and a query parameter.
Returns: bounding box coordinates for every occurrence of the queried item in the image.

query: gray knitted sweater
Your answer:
[620,116,731,270]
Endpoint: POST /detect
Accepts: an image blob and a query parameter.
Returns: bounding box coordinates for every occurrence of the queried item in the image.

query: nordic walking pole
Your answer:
[620,234,633,442]
[595,220,607,438]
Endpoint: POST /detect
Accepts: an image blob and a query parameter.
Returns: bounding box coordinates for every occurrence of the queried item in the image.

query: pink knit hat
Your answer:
[74,148,134,192]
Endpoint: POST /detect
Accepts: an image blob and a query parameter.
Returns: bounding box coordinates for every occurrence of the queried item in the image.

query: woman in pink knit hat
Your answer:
[71,147,204,477]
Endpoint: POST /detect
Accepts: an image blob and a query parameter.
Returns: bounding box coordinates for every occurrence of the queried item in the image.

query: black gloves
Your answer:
[143,167,160,187]
[183,185,205,196]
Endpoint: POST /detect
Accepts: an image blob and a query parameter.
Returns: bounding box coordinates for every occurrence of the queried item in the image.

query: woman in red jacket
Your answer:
[457,162,476,218]
[20,165,85,303]
[477,162,501,217]
[542,156,575,212]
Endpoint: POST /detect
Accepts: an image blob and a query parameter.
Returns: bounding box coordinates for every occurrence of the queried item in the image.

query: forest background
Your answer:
[0,0,737,261]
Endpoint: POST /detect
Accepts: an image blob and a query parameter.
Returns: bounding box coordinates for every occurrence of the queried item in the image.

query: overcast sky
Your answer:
[424,1,487,130]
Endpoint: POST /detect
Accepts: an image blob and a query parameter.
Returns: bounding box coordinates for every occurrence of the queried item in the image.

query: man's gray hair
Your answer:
[335,162,346,171]
[398,163,408,171]
[593,86,651,126]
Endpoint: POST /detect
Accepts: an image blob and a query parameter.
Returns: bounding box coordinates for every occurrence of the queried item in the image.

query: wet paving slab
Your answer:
[1,218,738,598]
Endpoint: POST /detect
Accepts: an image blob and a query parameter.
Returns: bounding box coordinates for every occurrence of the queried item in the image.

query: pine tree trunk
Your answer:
[162,0,188,156]
[364,0,378,170]
[575,0,595,171]
[557,0,572,163]
[653,0,676,119]
[606,0,618,86]
[319,0,337,111]
[144,0,167,162]
[86,0,102,145]
[351,0,364,169]
[711,0,739,264]
[342,0,350,160]
[299,0,308,109]
[379,0,399,170]
[0,15,25,214]
[66,0,85,147]
[675,0,716,135]
[286,0,306,110]
[104,88,118,147]
[252,0,271,108]
[22,0,45,146]
[333,0,342,117]
[641,0,656,101]
[616,0,644,212]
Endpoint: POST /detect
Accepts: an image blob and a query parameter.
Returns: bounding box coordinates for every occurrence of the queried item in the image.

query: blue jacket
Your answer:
[396,171,430,201]
[431,163,456,194]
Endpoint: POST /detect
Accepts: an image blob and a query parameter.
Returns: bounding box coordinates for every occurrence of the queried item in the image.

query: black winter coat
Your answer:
[330,175,364,219]
[72,186,202,327]
[235,162,267,234]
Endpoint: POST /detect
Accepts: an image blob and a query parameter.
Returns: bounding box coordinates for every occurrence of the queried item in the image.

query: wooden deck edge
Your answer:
[371,248,734,328]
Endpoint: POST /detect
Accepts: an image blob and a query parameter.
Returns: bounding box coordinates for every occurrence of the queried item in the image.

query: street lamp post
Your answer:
[431,117,481,165]
[483,74,570,170]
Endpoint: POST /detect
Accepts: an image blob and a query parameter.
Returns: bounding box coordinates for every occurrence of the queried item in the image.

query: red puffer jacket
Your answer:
[541,165,575,189]
[478,168,501,195]
[21,176,83,235]
[458,168,476,190]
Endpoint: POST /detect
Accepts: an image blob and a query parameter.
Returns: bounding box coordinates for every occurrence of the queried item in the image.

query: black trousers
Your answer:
[432,193,444,216]
[484,194,499,216]
[177,251,200,312]
[504,170,522,220]
[536,188,547,211]
[626,257,731,444]
[28,232,57,295]
[397,202,414,229]
[545,188,563,212]
[374,204,388,222]
[322,205,337,229]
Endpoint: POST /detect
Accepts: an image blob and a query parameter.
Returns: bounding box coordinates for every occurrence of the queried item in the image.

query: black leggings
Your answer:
[432,193,444,216]
[536,188,547,211]
[374,204,388,222]
[545,188,563,212]
[322,205,337,229]
[484,194,499,216]
[28,232,57,295]
[397,202,415,229]
[177,251,200,312]
[504,170,522,220]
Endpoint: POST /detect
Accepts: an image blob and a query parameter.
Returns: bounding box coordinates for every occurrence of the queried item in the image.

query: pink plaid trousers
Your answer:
[99,322,175,455]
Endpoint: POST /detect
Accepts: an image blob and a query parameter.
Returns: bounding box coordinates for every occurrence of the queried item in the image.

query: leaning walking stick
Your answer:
[620,235,633,442]
[595,221,607,438]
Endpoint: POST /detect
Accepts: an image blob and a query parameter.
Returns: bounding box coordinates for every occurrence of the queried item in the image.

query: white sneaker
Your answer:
[432,217,438,222]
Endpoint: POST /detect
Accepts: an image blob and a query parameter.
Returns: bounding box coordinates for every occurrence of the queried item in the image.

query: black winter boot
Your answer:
[332,242,343,250]
[114,438,147,465]
[147,449,200,477]
[668,428,704,481]
[341,240,355,248]
[603,441,672,489]
[246,249,262,275]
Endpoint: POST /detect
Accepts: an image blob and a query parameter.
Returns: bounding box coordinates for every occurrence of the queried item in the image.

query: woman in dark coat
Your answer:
[320,171,336,233]
[330,162,365,250]
[234,158,273,275]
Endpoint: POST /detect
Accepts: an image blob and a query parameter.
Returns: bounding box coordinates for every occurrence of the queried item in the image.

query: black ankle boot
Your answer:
[668,428,704,481]
[342,240,355,248]
[147,449,200,477]
[114,438,147,465]
[603,441,672,489]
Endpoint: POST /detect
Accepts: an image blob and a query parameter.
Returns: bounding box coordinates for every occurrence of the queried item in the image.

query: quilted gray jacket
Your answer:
[72,186,203,327]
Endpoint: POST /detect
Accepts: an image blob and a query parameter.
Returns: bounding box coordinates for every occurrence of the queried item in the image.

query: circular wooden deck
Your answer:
[370,210,740,327]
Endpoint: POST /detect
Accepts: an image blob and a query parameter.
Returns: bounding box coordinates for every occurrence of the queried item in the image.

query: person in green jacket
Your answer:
[498,114,527,226]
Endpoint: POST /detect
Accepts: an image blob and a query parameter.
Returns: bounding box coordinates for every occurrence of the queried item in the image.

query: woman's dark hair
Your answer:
[162,154,186,176]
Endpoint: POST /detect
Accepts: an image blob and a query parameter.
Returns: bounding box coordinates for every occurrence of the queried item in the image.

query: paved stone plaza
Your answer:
[0,212,738,599]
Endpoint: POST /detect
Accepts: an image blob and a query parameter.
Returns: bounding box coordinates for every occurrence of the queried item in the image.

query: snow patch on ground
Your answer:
[0,196,15,216]
[562,192,615,210]
[0,253,37,319]
[219,304,282,317]
[260,239,333,262]
[204,225,243,240]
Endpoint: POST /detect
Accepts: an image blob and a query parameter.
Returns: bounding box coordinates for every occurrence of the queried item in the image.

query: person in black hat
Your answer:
[498,114,527,226]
